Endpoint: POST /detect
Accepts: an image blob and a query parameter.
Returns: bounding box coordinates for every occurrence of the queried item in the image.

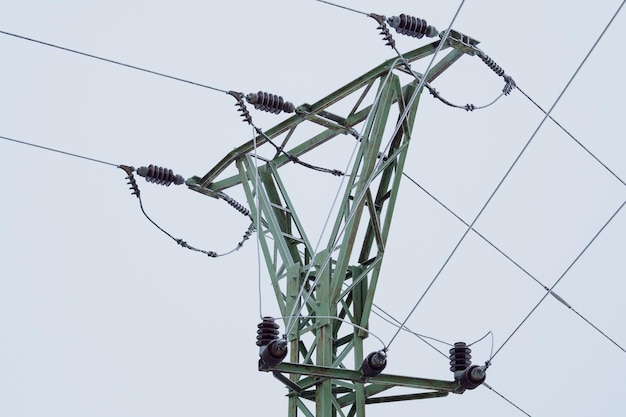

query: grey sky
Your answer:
[1,1,624,416]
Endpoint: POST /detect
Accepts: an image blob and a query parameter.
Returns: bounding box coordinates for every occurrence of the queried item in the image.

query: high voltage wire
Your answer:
[402,172,625,353]
[0,134,118,167]
[0,30,228,94]
[489,0,626,359]
[313,0,368,16]
[517,86,626,188]
[491,198,626,360]
[2,25,621,190]
[483,383,533,417]
[385,0,626,351]
[0,133,255,258]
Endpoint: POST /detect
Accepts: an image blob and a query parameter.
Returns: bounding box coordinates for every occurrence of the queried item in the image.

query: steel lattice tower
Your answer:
[188,34,482,417]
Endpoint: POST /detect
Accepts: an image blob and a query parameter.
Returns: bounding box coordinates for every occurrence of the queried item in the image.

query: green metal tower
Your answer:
[187,33,483,417]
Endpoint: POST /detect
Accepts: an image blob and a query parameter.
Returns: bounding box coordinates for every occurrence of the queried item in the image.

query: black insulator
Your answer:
[449,342,472,377]
[256,316,280,347]
[388,14,438,39]
[137,165,185,187]
[260,338,288,367]
[459,365,486,390]
[478,52,505,77]
[361,351,387,378]
[246,92,295,115]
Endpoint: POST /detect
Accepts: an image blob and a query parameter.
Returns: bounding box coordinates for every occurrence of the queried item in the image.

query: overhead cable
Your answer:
[0,29,228,93]
[491,199,626,360]
[385,0,624,351]
[403,172,625,353]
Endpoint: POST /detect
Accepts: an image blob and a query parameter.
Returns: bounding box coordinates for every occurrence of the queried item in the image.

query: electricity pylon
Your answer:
[187,33,483,417]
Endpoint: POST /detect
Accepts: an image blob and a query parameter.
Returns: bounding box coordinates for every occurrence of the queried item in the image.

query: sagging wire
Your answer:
[228,91,345,177]
[0,136,257,259]
[119,164,255,258]
[517,85,626,188]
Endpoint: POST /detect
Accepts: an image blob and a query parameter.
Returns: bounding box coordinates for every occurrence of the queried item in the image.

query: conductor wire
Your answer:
[385,0,624,351]
[312,0,368,16]
[491,198,626,360]
[404,172,626,353]
[1,134,118,167]
[0,30,228,93]
[517,85,626,188]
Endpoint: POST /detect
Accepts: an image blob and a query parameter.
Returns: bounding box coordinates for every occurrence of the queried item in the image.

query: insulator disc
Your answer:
[449,342,472,372]
[246,91,294,114]
[256,317,280,346]
[137,164,184,186]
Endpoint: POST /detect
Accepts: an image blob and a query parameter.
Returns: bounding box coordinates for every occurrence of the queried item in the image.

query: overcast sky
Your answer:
[1,1,625,416]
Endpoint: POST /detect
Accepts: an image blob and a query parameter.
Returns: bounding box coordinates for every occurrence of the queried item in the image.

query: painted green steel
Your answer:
[189,37,473,417]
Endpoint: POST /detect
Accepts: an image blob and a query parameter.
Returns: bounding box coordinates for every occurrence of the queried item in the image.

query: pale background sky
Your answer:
[1,1,624,416]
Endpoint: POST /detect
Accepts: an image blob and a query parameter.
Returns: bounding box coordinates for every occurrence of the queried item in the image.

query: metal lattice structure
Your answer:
[187,34,478,417]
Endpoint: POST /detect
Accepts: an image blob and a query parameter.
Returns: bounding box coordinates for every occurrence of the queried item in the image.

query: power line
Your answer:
[517,85,626,188]
[0,134,118,167]
[403,172,625,353]
[491,198,626,360]
[0,30,228,94]
[385,0,624,350]
[483,383,533,417]
[312,0,369,16]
